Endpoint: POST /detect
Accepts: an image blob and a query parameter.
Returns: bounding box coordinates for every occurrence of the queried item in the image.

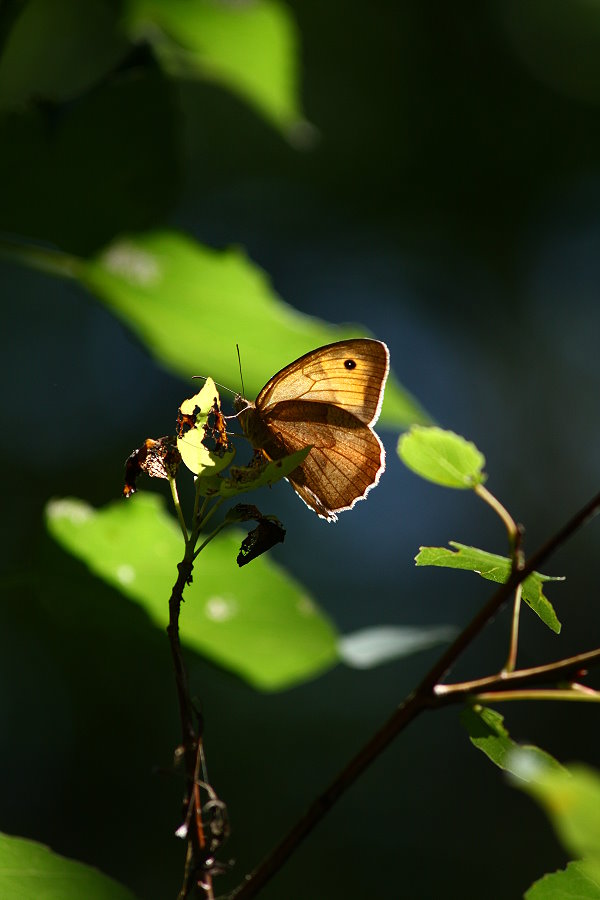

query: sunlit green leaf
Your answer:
[75,230,427,428]
[398,426,486,487]
[416,543,562,633]
[177,377,235,476]
[198,447,309,500]
[525,860,600,899]
[461,706,565,776]
[45,493,338,691]
[0,833,136,900]
[125,0,304,136]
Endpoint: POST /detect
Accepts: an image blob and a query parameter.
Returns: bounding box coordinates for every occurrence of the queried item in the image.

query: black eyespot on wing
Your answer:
[344,358,357,370]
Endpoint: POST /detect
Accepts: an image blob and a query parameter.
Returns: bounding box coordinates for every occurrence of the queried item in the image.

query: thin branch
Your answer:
[199,497,224,532]
[417,488,600,695]
[170,477,190,543]
[168,552,206,898]
[471,688,600,703]
[0,237,81,279]
[474,483,519,548]
[503,584,522,673]
[194,522,228,560]
[228,489,600,899]
[435,646,600,700]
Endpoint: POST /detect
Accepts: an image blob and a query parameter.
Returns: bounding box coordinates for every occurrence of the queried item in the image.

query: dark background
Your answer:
[2,2,600,897]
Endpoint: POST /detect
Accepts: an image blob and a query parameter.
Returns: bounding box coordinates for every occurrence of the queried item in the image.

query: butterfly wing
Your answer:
[261,399,386,521]
[256,339,389,426]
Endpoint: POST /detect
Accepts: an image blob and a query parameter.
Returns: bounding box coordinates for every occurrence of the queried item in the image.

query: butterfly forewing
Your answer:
[256,339,389,426]
[239,338,389,521]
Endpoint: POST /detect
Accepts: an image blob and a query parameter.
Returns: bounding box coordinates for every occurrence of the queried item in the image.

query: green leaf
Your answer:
[198,448,310,500]
[514,759,600,862]
[75,230,427,428]
[0,0,128,110]
[177,378,235,477]
[525,860,600,899]
[398,426,486,488]
[338,624,456,669]
[45,494,338,691]
[0,832,136,900]
[415,542,563,633]
[124,0,305,137]
[461,706,565,776]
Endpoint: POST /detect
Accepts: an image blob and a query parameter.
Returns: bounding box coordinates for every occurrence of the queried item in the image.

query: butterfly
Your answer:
[234,338,389,521]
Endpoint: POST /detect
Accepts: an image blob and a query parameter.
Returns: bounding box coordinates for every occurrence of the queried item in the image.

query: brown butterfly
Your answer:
[234,338,389,521]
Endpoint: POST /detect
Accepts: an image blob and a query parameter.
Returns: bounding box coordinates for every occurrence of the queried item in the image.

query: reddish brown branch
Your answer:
[228,489,600,899]
[168,557,213,899]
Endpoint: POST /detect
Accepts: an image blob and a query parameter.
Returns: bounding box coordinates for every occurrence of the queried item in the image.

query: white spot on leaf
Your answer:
[116,564,136,585]
[102,242,160,286]
[205,596,238,622]
[46,498,93,524]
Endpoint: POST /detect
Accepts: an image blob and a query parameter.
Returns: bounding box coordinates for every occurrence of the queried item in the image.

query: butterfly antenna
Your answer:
[191,375,237,398]
[236,344,246,398]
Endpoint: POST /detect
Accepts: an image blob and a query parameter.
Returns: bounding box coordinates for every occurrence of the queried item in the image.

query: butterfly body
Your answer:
[235,339,389,521]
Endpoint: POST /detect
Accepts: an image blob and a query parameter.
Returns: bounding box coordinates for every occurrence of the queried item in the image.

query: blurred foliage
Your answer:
[516,759,600,899]
[0,833,137,900]
[46,493,339,690]
[76,231,425,424]
[2,0,600,898]
[124,0,305,136]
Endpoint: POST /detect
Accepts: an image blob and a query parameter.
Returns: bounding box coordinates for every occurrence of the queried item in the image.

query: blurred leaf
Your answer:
[339,624,456,669]
[75,230,428,428]
[0,0,128,110]
[513,759,600,862]
[45,493,338,690]
[0,70,180,254]
[398,426,486,488]
[461,706,565,776]
[125,0,305,137]
[525,860,600,899]
[498,1,600,108]
[0,833,136,900]
[416,543,562,633]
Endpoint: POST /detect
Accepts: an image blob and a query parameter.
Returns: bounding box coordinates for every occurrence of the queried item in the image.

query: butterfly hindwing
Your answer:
[263,400,385,520]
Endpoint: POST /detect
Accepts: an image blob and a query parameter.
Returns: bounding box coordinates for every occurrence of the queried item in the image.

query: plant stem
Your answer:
[168,549,210,898]
[193,522,228,560]
[199,497,224,531]
[228,488,600,899]
[474,483,519,548]
[471,688,600,703]
[503,585,522,673]
[434,646,600,699]
[0,237,81,279]
[170,477,190,543]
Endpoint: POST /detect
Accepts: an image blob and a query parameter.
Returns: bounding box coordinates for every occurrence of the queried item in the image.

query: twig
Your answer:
[228,489,600,899]
[434,646,600,699]
[168,553,207,898]
[474,483,519,548]
[472,689,600,703]
[503,584,522,673]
